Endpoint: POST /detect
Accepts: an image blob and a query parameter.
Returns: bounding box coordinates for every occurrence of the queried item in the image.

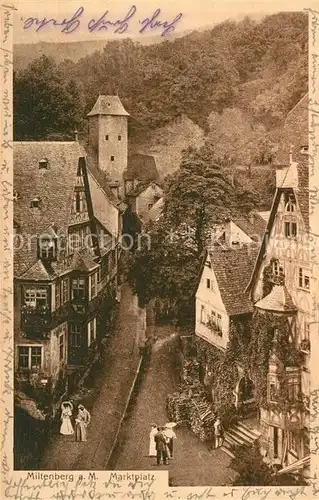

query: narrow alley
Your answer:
[109,326,235,486]
[41,283,143,470]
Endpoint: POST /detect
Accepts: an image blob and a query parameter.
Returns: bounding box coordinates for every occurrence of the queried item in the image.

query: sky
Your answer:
[13,0,310,44]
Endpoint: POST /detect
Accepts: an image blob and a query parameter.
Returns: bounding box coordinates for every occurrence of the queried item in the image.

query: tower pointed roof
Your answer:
[87,95,129,117]
[255,285,297,314]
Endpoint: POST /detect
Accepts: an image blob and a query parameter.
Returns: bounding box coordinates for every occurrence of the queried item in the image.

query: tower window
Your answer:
[30,197,41,208]
[118,135,122,141]
[105,135,109,141]
[111,156,115,162]
[39,158,49,169]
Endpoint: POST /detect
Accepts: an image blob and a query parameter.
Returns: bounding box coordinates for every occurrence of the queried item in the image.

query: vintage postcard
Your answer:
[1,0,319,498]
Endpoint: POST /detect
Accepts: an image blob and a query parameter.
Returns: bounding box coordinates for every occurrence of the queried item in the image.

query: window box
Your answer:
[21,304,51,332]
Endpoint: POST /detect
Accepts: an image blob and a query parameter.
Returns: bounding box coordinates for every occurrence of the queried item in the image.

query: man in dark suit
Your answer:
[154,427,168,465]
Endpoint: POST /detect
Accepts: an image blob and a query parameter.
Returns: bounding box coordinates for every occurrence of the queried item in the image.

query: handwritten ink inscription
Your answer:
[22,6,183,37]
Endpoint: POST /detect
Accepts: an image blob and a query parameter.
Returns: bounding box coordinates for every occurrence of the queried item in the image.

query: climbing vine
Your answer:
[196,307,304,419]
[262,258,285,297]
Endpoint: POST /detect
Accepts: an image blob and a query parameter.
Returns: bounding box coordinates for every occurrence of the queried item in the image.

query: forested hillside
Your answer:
[14,12,307,140]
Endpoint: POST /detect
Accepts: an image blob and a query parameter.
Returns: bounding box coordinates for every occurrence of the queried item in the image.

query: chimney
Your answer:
[74,130,78,141]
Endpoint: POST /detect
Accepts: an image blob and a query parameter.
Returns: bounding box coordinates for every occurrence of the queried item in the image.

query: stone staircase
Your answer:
[221,421,262,459]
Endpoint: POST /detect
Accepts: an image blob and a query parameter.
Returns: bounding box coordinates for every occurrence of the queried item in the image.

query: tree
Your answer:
[14,55,84,140]
[127,218,199,325]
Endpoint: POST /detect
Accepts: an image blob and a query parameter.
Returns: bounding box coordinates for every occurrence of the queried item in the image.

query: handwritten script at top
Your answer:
[22,6,183,37]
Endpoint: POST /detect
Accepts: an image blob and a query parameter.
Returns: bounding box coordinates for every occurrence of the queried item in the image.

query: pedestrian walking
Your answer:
[163,424,177,459]
[149,423,158,457]
[75,404,91,442]
[214,417,224,448]
[154,426,168,465]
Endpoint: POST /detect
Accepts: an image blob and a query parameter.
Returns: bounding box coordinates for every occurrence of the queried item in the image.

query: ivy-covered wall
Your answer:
[196,308,304,417]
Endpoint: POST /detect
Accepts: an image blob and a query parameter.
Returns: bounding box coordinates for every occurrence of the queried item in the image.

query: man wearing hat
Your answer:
[75,404,91,442]
[154,427,168,465]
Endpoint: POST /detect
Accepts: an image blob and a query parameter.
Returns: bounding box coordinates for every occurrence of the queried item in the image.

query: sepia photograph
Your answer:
[3,1,318,493]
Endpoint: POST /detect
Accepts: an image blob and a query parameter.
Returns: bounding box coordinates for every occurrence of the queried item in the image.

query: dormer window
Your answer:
[30,197,41,208]
[39,237,56,261]
[39,158,49,169]
[300,145,309,155]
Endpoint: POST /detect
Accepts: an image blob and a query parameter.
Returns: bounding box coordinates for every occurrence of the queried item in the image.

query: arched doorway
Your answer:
[235,376,255,413]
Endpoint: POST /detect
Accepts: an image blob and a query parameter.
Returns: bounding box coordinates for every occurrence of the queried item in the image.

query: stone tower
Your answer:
[87,95,129,183]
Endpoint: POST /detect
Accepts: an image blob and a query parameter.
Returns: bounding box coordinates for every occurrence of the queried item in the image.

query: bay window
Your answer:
[24,287,48,308]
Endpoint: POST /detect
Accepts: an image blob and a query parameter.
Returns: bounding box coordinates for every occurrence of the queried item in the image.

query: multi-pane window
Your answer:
[289,431,299,457]
[62,278,69,304]
[18,347,29,368]
[72,277,85,300]
[285,221,297,238]
[55,280,61,309]
[73,190,87,213]
[268,378,278,403]
[24,288,47,308]
[299,268,310,290]
[272,260,284,277]
[90,273,98,299]
[88,318,96,346]
[59,333,64,361]
[70,324,84,347]
[39,238,55,260]
[304,322,310,340]
[18,346,42,369]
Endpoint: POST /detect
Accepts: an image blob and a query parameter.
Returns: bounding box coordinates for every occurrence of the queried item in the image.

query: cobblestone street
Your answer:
[110,326,235,486]
[41,283,143,470]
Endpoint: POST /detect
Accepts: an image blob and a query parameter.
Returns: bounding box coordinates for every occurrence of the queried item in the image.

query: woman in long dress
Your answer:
[74,404,91,442]
[60,402,74,435]
[149,424,158,457]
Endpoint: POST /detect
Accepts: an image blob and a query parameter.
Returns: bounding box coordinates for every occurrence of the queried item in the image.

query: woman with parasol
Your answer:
[163,422,177,459]
[60,401,74,435]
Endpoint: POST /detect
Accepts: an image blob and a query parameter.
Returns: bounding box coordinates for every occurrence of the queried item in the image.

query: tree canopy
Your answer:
[14,12,308,140]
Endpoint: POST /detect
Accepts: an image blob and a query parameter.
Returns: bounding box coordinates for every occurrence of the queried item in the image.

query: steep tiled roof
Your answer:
[246,95,309,293]
[128,181,163,198]
[232,212,267,240]
[70,252,99,272]
[209,245,259,316]
[275,94,309,230]
[255,285,297,313]
[147,197,164,222]
[19,260,55,281]
[13,142,84,278]
[124,154,159,182]
[87,95,129,117]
